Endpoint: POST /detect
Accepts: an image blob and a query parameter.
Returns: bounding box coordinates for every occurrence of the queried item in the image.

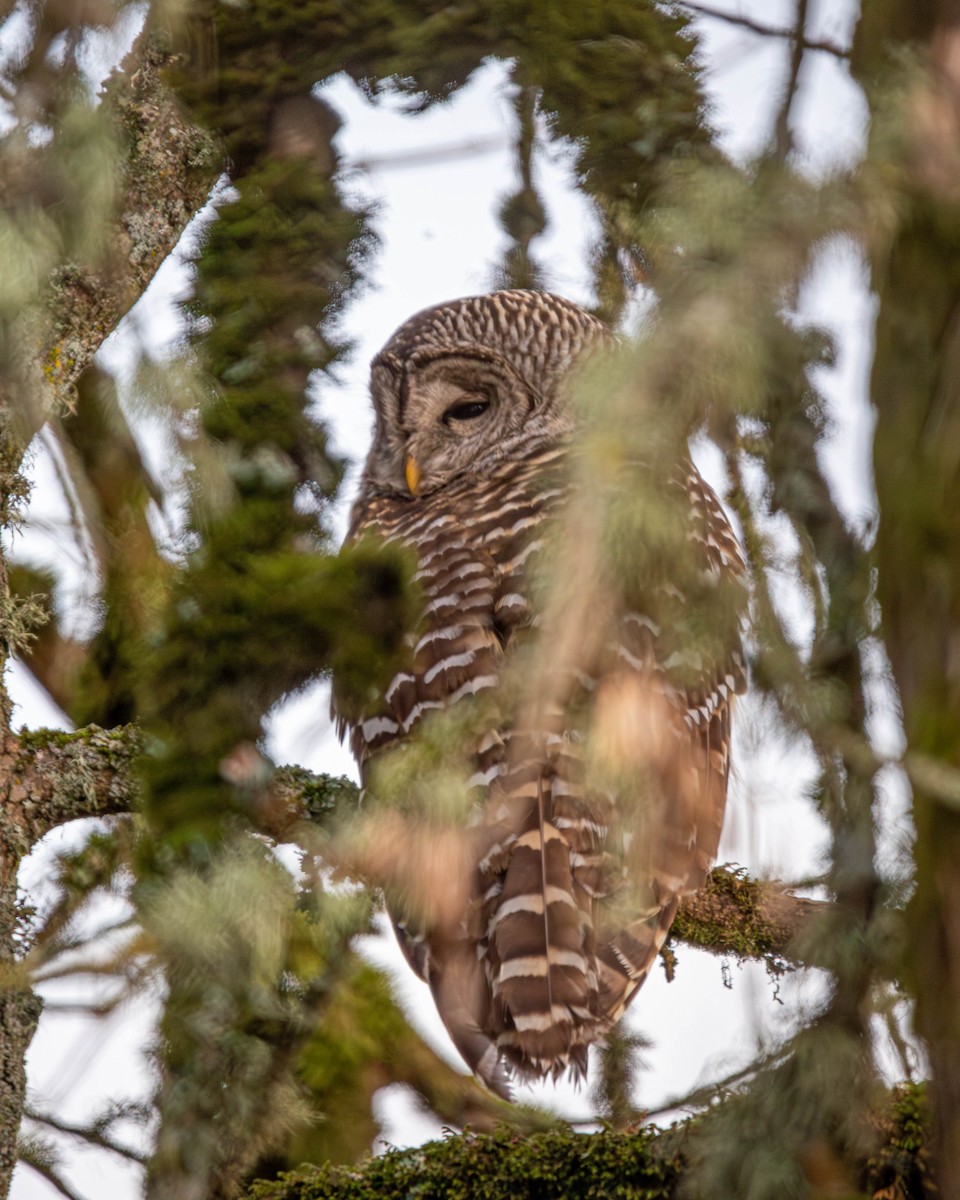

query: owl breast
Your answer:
[343,443,567,769]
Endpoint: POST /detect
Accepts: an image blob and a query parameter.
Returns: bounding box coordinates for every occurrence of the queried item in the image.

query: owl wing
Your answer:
[337,495,504,767]
[591,463,747,1027]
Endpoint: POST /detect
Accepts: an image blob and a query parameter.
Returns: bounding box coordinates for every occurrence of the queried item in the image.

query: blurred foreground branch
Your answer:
[4,725,828,967]
[853,8,960,1194]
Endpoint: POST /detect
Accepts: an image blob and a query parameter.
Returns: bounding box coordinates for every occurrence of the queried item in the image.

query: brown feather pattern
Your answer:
[334,291,745,1095]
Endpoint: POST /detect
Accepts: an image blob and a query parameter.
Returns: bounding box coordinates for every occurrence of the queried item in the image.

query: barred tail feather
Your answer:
[487,814,599,1080]
[393,919,513,1100]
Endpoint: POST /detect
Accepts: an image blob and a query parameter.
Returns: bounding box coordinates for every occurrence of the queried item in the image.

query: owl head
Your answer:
[359,290,610,499]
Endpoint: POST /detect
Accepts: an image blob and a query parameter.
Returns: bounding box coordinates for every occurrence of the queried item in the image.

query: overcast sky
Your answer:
[7,2,886,1196]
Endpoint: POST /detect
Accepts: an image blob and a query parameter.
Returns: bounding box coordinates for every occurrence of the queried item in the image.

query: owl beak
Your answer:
[405,456,422,497]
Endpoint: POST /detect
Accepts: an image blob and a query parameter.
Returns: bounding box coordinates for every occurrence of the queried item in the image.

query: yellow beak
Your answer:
[405,456,421,497]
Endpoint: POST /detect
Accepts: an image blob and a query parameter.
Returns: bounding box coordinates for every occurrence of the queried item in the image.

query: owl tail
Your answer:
[486,815,600,1084]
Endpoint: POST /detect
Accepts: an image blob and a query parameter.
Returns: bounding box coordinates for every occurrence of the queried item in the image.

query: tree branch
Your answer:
[17,1152,87,1200]
[675,0,848,60]
[240,1084,933,1200]
[23,1104,148,1165]
[773,0,811,162]
[0,726,143,854]
[22,38,220,423]
[674,869,824,969]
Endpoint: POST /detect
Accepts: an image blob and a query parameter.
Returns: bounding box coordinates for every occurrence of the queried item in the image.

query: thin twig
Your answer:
[20,1157,87,1200]
[28,1002,127,1017]
[676,0,847,60]
[348,135,508,173]
[773,0,811,162]
[642,1043,793,1121]
[24,1106,148,1165]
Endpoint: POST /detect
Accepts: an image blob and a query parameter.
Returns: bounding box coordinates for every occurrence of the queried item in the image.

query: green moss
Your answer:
[238,1084,944,1200]
[17,723,140,758]
[275,769,359,829]
[669,868,788,975]
[246,1125,686,1200]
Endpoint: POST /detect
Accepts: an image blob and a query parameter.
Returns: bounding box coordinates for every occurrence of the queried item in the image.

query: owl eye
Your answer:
[443,398,491,424]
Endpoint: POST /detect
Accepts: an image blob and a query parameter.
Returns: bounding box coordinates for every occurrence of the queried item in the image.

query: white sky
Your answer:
[7,1,890,1196]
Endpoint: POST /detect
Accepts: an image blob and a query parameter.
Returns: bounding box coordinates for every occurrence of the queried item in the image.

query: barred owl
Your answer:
[336,290,745,1097]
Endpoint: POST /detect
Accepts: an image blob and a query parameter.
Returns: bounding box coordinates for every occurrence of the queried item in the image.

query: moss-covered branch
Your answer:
[242,1084,934,1200]
[34,39,221,417]
[0,725,143,853]
[249,1125,685,1200]
[672,868,825,970]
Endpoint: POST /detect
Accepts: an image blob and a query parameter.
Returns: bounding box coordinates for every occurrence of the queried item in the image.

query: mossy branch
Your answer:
[671,868,826,971]
[241,1084,934,1200]
[0,725,143,854]
[18,37,221,423]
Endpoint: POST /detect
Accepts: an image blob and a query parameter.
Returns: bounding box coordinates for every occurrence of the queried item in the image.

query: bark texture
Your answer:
[35,39,220,419]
